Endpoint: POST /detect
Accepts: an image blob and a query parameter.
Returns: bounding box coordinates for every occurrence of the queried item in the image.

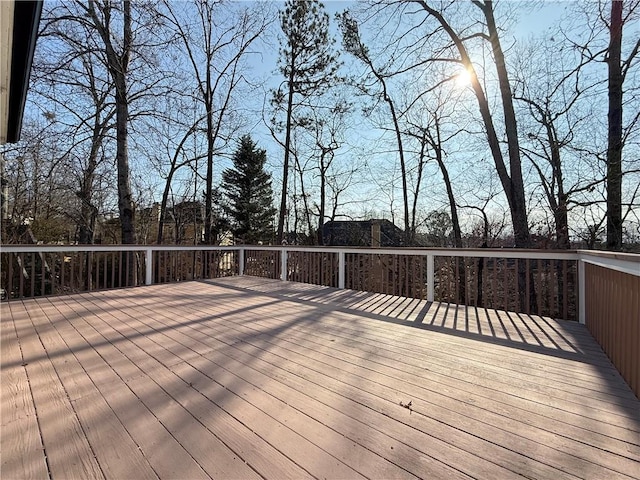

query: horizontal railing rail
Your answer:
[0,244,580,314]
[2,244,638,396]
[0,245,241,300]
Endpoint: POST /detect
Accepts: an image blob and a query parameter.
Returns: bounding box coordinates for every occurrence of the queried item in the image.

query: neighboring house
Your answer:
[159,201,206,245]
[97,202,208,245]
[322,219,406,247]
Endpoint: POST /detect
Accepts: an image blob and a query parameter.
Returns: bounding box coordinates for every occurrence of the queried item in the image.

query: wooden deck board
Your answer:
[1,304,49,480]
[2,276,639,480]
[133,287,634,478]
[9,301,105,480]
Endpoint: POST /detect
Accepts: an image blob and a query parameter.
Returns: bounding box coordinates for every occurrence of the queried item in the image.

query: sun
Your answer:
[454,68,473,88]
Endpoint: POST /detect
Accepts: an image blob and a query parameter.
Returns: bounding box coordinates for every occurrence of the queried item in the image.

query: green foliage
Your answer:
[275,0,339,101]
[336,11,368,61]
[423,210,453,246]
[221,135,276,244]
[30,217,73,243]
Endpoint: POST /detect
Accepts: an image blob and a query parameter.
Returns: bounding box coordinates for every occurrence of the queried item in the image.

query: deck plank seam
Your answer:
[186,286,632,406]
[48,295,214,479]
[226,316,634,474]
[92,290,477,479]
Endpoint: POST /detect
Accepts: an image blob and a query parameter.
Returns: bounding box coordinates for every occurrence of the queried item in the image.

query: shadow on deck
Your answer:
[2,276,639,480]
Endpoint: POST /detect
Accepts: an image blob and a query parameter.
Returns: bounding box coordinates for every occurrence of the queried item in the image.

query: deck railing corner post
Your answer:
[427,253,435,302]
[338,250,345,289]
[145,247,153,286]
[238,247,245,276]
[578,256,586,325]
[280,247,288,281]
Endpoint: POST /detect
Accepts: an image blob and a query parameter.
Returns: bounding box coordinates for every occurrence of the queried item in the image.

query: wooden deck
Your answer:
[2,276,639,480]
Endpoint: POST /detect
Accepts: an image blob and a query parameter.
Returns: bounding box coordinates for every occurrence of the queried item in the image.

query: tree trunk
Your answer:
[606,0,623,250]
[317,150,329,245]
[86,0,136,246]
[480,1,530,249]
[157,170,175,245]
[115,3,135,246]
[77,117,104,244]
[114,97,134,246]
[434,138,465,304]
[547,115,570,249]
[415,1,531,250]
[373,70,410,244]
[409,138,425,246]
[203,95,214,244]
[294,153,314,242]
[277,64,296,244]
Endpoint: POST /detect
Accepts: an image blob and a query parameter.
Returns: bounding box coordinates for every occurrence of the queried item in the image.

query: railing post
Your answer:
[578,257,585,324]
[280,248,288,281]
[427,253,434,302]
[238,248,245,276]
[145,248,153,286]
[338,250,345,289]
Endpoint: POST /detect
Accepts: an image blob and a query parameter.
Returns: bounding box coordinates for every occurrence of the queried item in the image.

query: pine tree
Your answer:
[273,0,339,243]
[221,135,276,244]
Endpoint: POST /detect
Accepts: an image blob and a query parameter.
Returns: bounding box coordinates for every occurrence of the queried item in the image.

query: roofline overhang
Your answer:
[1,1,42,144]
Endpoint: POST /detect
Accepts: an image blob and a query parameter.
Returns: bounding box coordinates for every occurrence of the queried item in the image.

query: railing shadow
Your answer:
[202,277,640,428]
[206,277,601,364]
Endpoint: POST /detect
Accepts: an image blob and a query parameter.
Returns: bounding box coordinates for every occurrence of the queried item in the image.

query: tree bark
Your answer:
[480,1,530,249]
[77,128,100,244]
[114,2,135,246]
[277,62,296,244]
[606,0,623,250]
[86,0,136,245]
[204,90,215,244]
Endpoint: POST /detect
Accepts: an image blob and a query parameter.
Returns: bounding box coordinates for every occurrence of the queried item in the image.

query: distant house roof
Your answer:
[1,1,42,144]
[322,219,406,247]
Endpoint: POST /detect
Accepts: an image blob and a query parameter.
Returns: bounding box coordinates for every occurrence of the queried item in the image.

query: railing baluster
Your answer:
[563,260,568,320]
[145,248,153,286]
[427,254,434,302]
[40,252,45,297]
[19,252,24,297]
[9,253,14,299]
[280,248,287,281]
[29,252,35,298]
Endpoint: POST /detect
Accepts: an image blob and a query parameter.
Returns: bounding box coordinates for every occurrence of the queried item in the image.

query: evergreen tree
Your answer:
[221,136,276,244]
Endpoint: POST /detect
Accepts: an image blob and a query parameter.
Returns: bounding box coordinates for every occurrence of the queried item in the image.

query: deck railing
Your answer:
[1,244,638,396]
[578,251,640,396]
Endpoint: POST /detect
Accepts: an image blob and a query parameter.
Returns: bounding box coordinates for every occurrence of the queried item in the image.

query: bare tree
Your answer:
[338,11,411,243]
[512,32,605,249]
[35,3,117,243]
[412,0,531,249]
[79,0,138,244]
[293,95,351,244]
[1,121,77,243]
[605,0,640,250]
[546,0,640,250]
[146,103,206,244]
[404,86,466,249]
[163,0,270,245]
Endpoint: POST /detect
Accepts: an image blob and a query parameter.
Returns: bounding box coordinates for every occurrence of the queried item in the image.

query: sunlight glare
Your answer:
[455,68,473,89]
